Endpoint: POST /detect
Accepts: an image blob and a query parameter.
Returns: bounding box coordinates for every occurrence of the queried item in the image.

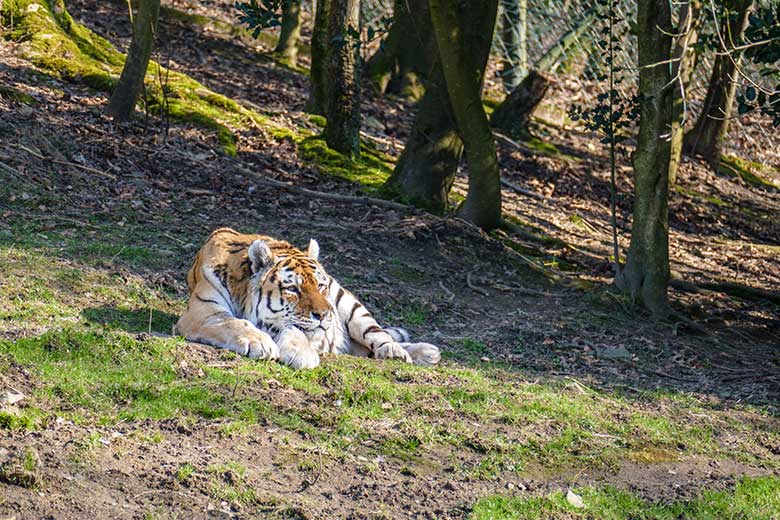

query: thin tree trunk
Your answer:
[274,0,302,67]
[364,0,434,100]
[324,0,361,157]
[684,0,753,169]
[669,0,702,186]
[616,0,674,315]
[306,0,332,114]
[107,0,161,121]
[499,0,528,91]
[429,0,501,230]
[385,65,463,210]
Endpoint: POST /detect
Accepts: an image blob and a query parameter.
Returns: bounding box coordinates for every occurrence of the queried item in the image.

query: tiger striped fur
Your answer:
[173,228,441,369]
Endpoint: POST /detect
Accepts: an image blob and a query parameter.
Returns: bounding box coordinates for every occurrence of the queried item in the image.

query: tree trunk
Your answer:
[498,0,528,91]
[364,0,435,100]
[616,0,674,315]
[107,0,161,122]
[684,0,753,169]
[323,0,361,157]
[669,0,702,186]
[490,69,552,138]
[274,0,302,67]
[429,0,501,230]
[385,65,463,210]
[306,0,332,114]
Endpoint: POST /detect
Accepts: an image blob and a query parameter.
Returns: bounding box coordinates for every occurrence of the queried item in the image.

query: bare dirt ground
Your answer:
[1,1,779,518]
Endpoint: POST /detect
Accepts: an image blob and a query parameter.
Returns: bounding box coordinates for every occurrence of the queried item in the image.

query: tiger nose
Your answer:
[311,311,331,322]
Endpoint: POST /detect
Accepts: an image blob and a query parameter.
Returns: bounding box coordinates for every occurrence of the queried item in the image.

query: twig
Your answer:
[438,281,455,301]
[132,490,193,500]
[500,178,546,200]
[466,271,489,296]
[455,217,564,282]
[14,144,117,180]
[8,211,101,230]
[646,369,701,383]
[493,131,544,157]
[671,277,780,305]
[236,165,413,212]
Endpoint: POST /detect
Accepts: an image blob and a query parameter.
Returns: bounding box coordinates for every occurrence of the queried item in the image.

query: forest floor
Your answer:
[0,1,779,518]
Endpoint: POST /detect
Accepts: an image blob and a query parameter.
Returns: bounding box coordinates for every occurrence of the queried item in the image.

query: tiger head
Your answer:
[247,238,334,333]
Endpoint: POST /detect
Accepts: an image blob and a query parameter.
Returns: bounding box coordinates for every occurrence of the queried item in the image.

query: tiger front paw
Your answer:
[277,327,320,370]
[375,342,413,363]
[235,330,280,360]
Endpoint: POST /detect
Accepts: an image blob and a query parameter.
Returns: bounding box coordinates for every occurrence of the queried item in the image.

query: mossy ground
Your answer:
[720,154,780,190]
[2,0,279,156]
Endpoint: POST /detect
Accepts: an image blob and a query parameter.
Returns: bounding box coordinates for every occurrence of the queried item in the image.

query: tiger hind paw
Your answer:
[401,342,441,366]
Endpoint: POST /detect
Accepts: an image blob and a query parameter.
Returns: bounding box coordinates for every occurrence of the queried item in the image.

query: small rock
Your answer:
[566,489,585,509]
[2,391,25,406]
[334,399,343,407]
[480,356,490,362]
[506,482,514,490]
[363,115,386,132]
[381,402,393,410]
[595,345,632,360]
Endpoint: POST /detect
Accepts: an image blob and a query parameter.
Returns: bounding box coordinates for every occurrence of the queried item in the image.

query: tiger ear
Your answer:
[307,239,320,260]
[248,240,274,273]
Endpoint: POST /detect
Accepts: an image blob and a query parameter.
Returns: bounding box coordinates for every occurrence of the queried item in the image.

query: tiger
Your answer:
[173,228,441,369]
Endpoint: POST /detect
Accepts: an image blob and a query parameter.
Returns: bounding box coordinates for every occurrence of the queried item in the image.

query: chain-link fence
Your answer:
[357,0,775,165]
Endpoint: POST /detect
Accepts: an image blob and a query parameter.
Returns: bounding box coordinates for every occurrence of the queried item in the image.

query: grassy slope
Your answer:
[1,218,779,507]
[1,1,779,515]
[471,476,780,520]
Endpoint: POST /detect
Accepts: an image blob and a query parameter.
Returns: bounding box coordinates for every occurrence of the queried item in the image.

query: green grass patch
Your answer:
[470,475,780,519]
[1,324,779,476]
[175,462,196,482]
[0,241,180,332]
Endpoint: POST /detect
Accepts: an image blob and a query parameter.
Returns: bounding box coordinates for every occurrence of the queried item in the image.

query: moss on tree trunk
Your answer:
[365,0,434,101]
[106,0,161,121]
[274,0,302,67]
[429,0,501,229]
[616,0,673,315]
[684,0,753,169]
